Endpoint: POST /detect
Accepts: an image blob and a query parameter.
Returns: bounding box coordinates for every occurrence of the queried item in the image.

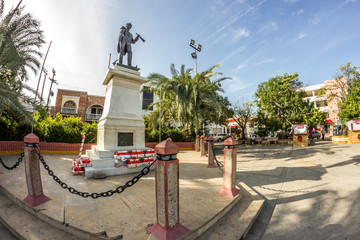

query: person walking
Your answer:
[321,128,325,141]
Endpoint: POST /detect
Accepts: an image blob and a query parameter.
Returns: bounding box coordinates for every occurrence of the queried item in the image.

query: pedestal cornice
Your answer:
[102,66,146,86]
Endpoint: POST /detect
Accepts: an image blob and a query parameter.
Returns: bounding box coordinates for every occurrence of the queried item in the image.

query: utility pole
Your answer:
[40,68,48,104]
[34,41,52,105]
[46,68,57,111]
[32,40,52,133]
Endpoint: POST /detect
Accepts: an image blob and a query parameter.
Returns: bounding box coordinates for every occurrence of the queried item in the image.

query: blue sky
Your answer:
[15,0,360,104]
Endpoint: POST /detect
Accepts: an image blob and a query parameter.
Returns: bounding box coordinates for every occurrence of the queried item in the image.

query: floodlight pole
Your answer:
[159,87,162,143]
[194,53,197,74]
[189,39,202,75]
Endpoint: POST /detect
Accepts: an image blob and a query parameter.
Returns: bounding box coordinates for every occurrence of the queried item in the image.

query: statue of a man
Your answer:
[117,23,139,67]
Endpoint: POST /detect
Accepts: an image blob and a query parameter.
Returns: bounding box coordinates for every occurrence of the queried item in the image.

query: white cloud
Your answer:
[224,76,252,93]
[255,58,274,66]
[221,46,246,64]
[297,31,307,40]
[235,63,247,71]
[310,14,320,25]
[297,9,304,15]
[232,27,250,39]
[259,21,278,32]
[283,0,300,2]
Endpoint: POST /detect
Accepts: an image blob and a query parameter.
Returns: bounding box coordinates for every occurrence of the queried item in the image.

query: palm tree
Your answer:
[0,0,45,80]
[0,0,45,122]
[0,69,33,122]
[147,64,230,139]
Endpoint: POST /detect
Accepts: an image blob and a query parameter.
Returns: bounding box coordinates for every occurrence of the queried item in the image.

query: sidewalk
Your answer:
[0,150,262,240]
[1,140,358,240]
[236,140,360,240]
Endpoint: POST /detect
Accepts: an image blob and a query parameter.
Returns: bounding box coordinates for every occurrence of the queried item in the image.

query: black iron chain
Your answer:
[0,153,24,170]
[211,143,223,168]
[35,148,156,199]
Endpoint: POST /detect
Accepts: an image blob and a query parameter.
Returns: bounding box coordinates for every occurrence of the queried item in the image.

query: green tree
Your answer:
[303,107,326,130]
[146,64,230,139]
[339,81,360,121]
[332,63,360,122]
[0,0,45,123]
[232,99,255,139]
[0,0,45,80]
[0,68,32,122]
[255,73,324,134]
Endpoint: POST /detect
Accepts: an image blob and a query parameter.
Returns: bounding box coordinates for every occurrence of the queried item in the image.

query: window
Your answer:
[86,105,103,121]
[142,86,153,110]
[91,107,102,114]
[63,100,76,108]
[61,100,77,114]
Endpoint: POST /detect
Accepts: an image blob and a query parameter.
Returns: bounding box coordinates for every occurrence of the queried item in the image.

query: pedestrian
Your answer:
[321,128,325,140]
[250,135,255,145]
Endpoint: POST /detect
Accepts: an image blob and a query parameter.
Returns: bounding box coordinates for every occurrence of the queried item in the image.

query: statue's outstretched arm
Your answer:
[132,35,139,44]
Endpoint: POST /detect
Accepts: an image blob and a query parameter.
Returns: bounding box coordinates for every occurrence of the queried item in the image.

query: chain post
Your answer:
[207,136,216,168]
[195,135,200,152]
[23,133,51,207]
[148,138,189,239]
[200,135,206,157]
[219,137,240,198]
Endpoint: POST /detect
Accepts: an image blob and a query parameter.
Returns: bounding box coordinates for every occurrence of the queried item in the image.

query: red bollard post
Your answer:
[207,136,216,168]
[219,137,240,198]
[148,139,189,240]
[23,133,51,207]
[195,135,200,152]
[200,135,206,157]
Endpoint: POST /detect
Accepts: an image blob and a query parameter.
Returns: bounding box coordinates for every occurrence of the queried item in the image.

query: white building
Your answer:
[301,83,330,133]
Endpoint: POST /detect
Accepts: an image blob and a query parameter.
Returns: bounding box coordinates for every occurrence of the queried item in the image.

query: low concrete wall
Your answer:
[145,142,196,150]
[330,135,349,144]
[0,141,197,155]
[0,141,95,155]
[348,131,360,144]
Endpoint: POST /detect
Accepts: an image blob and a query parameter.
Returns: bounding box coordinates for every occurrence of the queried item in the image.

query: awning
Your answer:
[325,119,332,123]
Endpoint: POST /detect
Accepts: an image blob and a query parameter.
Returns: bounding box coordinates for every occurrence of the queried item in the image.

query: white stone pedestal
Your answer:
[85,66,150,178]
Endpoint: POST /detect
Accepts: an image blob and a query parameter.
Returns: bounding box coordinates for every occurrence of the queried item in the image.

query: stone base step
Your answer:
[195,183,265,240]
[85,164,155,179]
[0,188,78,240]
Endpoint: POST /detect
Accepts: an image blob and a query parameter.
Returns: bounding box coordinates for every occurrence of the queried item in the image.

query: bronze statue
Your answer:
[116,23,145,67]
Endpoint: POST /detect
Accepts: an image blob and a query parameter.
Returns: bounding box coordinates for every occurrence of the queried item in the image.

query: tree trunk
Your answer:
[242,127,246,139]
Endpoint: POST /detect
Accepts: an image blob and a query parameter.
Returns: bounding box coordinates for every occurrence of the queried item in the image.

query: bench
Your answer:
[266,137,279,144]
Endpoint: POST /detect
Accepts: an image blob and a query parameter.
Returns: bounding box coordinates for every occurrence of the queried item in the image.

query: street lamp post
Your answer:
[189,39,202,74]
[159,87,162,143]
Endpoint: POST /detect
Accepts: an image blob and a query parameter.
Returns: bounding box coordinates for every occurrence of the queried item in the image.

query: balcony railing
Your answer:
[61,107,78,114]
[319,106,329,112]
[86,113,102,121]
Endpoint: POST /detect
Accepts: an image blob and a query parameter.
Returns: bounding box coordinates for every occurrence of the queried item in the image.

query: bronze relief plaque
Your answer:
[118,132,133,146]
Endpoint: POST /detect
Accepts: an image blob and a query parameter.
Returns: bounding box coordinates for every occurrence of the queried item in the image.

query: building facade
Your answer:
[53,87,155,122]
[54,89,105,122]
[301,78,345,134]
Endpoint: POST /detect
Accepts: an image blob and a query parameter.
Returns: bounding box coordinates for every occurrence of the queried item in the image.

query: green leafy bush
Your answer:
[145,126,193,142]
[1,112,97,143]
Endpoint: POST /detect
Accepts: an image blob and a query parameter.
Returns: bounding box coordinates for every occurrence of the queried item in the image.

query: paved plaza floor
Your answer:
[234,140,360,240]
[0,140,359,239]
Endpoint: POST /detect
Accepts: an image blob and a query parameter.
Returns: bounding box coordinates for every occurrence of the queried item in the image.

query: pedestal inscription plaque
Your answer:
[118,132,133,146]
